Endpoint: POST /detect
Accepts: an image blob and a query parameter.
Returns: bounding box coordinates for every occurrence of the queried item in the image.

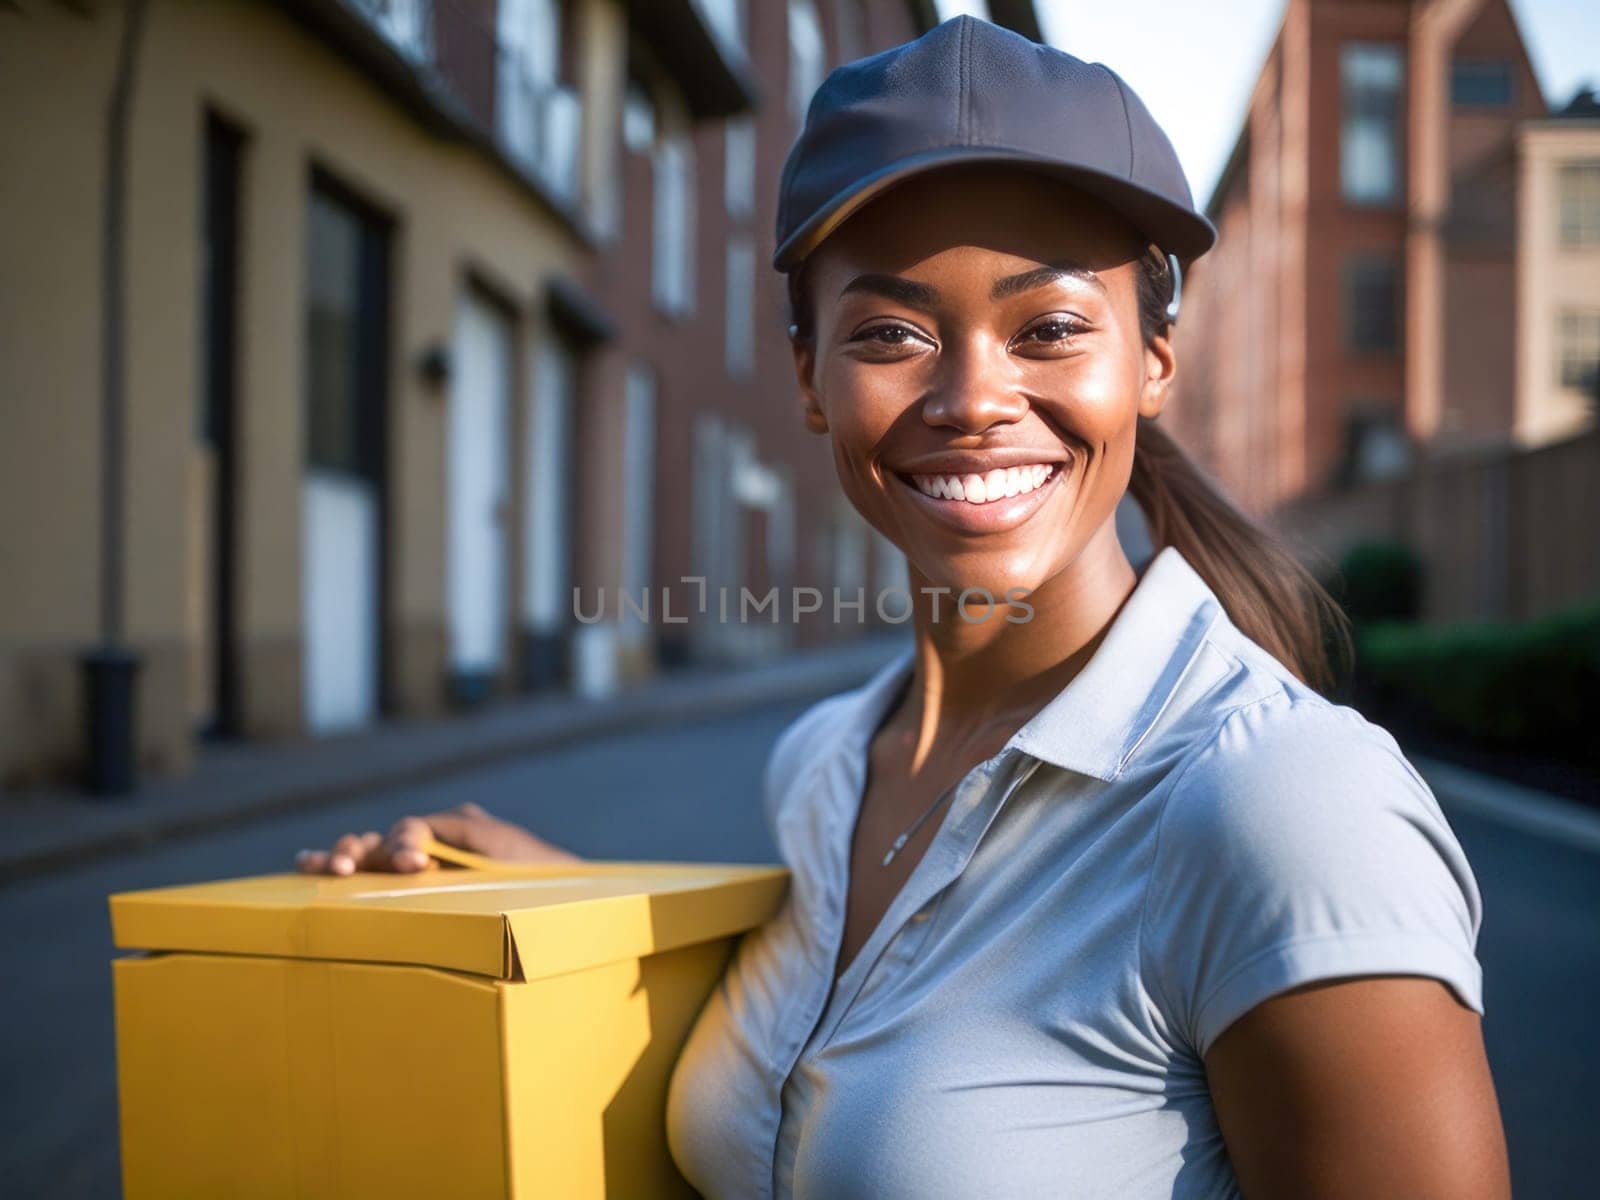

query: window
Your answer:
[1558,160,1600,246]
[724,116,756,220]
[1334,405,1412,487]
[1343,254,1400,354]
[1557,311,1600,392]
[652,129,696,317]
[1340,43,1404,205]
[623,78,655,155]
[362,0,432,63]
[725,235,756,378]
[788,0,826,129]
[832,0,867,63]
[621,364,658,608]
[698,0,747,49]
[495,0,581,199]
[1451,59,1512,106]
[305,192,368,475]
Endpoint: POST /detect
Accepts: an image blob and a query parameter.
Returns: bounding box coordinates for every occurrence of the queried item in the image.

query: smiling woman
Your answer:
[662,16,1510,1200]
[297,15,1510,1200]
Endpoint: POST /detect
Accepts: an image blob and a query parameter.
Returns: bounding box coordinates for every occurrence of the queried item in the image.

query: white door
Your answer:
[525,332,575,634]
[303,473,380,732]
[449,290,513,680]
[302,187,384,735]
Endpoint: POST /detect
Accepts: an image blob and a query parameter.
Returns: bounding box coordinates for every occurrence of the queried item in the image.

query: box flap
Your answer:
[109,862,791,980]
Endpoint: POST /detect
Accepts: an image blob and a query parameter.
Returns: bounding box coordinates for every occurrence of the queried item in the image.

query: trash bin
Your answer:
[109,850,789,1199]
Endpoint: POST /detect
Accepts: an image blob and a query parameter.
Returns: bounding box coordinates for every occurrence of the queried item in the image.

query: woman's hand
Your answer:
[294,801,583,874]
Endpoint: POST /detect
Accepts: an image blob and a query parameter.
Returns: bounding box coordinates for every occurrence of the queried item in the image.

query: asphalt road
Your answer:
[0,697,1593,1198]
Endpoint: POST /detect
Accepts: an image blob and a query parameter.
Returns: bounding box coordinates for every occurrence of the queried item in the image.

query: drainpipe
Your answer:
[83,0,150,796]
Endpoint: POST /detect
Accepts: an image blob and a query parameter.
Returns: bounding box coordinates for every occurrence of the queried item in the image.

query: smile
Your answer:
[889,460,1068,534]
[906,462,1060,504]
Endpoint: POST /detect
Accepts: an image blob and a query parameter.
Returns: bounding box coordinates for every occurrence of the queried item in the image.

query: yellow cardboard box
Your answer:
[109,846,789,1199]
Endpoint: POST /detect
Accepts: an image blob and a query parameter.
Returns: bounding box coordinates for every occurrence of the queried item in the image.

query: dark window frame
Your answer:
[1450,59,1514,107]
[1342,253,1402,356]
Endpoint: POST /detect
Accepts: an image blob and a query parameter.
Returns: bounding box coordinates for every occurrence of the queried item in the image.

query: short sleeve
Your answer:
[1141,695,1485,1060]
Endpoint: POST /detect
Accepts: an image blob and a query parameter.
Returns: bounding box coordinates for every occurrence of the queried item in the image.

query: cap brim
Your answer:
[772,147,1218,273]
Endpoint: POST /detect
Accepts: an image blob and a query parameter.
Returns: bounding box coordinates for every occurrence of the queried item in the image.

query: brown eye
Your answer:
[857,324,921,347]
[849,322,930,349]
[1014,317,1090,348]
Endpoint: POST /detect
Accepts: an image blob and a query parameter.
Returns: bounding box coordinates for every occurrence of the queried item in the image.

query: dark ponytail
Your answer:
[1129,252,1352,697]
[784,249,1354,698]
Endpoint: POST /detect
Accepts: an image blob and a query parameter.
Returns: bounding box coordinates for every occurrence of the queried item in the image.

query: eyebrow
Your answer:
[837,259,1107,311]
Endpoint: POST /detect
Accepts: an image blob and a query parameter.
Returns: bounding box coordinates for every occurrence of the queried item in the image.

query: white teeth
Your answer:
[907,463,1059,505]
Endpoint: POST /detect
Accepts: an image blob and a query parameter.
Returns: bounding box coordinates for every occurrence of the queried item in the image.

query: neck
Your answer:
[891,522,1141,772]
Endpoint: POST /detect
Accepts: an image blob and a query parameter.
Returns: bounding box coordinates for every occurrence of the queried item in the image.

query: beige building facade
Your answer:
[1,0,634,786]
[1515,111,1600,447]
[2,1,1044,788]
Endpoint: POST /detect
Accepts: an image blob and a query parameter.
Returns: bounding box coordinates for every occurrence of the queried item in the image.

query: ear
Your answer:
[1138,331,1176,420]
[790,326,829,434]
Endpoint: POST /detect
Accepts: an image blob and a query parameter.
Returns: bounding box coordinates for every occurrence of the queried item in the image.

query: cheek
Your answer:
[818,365,902,487]
[1027,352,1143,455]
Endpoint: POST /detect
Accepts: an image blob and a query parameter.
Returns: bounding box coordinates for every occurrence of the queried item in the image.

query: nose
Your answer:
[919,337,1029,434]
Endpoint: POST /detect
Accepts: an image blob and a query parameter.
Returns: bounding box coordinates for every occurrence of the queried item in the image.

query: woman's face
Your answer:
[792,166,1176,604]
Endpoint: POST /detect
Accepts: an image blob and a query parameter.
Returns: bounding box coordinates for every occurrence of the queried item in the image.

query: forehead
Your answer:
[809,165,1146,290]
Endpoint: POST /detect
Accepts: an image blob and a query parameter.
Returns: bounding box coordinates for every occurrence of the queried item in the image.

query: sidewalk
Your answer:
[0,634,909,886]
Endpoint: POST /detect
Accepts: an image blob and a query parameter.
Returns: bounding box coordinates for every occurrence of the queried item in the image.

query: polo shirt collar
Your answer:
[855,545,1224,784]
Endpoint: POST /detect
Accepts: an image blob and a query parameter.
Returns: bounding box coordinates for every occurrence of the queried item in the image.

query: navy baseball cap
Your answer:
[773,15,1217,275]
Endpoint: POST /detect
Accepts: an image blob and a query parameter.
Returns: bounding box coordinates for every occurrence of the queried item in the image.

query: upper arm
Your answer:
[1140,696,1502,1193]
[1205,975,1509,1198]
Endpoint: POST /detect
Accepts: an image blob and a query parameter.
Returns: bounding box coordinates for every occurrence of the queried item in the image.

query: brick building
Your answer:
[1170,0,1600,517]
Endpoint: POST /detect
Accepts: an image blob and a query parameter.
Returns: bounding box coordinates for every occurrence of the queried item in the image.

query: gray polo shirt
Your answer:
[666,545,1485,1199]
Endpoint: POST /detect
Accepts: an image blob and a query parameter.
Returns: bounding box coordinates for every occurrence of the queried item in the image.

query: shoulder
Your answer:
[1141,692,1485,1056]
[1161,692,1450,852]
[1152,693,1472,905]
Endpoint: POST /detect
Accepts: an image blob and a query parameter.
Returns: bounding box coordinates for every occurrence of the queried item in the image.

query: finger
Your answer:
[378,826,434,872]
[390,845,433,872]
[386,815,433,849]
[295,848,330,874]
[380,818,440,872]
[329,831,381,875]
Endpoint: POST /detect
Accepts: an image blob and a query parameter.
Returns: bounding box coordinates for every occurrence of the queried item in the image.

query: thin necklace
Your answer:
[881,781,960,868]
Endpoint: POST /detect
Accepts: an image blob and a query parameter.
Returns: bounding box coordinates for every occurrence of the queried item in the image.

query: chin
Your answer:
[903,544,1059,621]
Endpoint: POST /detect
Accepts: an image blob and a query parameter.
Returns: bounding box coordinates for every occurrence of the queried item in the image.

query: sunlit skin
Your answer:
[789,164,1511,1199]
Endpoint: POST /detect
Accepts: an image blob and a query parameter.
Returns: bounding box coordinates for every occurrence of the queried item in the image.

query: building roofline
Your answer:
[276,0,596,246]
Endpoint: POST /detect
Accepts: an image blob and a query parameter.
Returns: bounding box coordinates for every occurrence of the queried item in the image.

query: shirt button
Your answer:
[910,907,931,923]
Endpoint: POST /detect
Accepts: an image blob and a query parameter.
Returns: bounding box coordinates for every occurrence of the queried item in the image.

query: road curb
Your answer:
[1415,754,1600,855]
[0,638,907,887]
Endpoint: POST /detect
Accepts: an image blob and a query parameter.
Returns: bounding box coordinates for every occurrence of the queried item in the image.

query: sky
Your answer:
[1033,0,1600,206]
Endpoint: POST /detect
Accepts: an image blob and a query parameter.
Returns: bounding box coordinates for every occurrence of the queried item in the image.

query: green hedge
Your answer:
[1331,541,1424,625]
[1356,600,1600,764]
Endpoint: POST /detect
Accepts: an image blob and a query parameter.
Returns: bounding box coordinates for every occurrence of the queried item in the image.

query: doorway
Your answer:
[448,286,515,703]
[301,176,390,735]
